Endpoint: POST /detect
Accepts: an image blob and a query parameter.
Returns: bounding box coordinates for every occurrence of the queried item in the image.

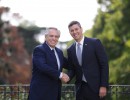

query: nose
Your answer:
[73,29,78,33]
[52,36,57,39]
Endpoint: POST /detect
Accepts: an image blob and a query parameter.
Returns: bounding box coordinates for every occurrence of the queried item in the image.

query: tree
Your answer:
[0,6,41,84]
[91,0,130,85]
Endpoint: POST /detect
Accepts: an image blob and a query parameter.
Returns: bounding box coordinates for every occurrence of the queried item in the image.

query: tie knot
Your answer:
[77,43,81,47]
[52,49,55,53]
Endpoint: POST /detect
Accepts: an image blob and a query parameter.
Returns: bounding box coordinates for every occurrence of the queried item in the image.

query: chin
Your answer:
[51,45,55,47]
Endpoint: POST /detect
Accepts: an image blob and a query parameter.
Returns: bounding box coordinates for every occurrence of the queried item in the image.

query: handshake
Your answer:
[60,72,70,83]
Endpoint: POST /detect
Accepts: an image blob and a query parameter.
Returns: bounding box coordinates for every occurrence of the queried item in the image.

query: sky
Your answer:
[0,0,99,42]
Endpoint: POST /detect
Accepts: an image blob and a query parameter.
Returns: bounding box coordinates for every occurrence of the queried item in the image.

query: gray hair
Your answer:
[45,27,60,37]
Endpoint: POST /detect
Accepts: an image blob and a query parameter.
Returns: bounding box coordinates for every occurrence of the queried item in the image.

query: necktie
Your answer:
[52,49,58,70]
[76,43,82,65]
[77,43,87,82]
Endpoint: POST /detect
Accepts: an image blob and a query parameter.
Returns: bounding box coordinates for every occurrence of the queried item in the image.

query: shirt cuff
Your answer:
[59,72,63,79]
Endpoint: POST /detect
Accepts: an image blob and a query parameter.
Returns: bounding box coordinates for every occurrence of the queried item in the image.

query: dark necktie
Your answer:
[76,43,82,65]
[52,49,58,69]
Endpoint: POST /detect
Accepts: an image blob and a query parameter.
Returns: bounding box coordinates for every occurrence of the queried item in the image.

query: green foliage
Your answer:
[92,0,130,85]
[109,51,130,84]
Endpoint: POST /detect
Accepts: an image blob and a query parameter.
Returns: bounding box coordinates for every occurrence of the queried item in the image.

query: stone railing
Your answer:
[0,84,130,100]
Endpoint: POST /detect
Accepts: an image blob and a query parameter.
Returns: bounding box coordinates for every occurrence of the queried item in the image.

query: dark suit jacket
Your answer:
[67,37,109,93]
[28,42,67,100]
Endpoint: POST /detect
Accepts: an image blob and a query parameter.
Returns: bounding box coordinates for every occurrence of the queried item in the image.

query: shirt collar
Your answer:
[76,36,84,45]
[46,41,55,50]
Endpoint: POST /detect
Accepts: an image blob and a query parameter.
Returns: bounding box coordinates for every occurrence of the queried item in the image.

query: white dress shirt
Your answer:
[76,36,87,82]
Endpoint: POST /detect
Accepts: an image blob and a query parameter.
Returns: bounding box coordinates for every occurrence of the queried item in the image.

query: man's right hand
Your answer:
[60,72,70,83]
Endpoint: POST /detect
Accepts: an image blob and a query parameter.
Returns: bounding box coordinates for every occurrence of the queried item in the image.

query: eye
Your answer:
[70,30,74,32]
[75,28,78,31]
[49,35,59,38]
[49,35,53,38]
[55,36,60,38]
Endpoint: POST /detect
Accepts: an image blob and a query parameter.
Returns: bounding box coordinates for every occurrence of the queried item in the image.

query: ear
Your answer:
[81,27,83,33]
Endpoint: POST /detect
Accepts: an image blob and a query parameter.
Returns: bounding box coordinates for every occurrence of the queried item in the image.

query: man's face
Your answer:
[46,29,60,48]
[69,24,83,42]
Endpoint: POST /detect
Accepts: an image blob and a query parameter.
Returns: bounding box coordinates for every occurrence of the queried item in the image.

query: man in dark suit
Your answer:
[67,21,109,100]
[28,27,70,100]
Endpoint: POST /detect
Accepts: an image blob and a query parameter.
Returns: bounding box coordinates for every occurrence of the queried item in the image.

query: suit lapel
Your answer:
[42,42,52,52]
[42,42,59,69]
[82,37,89,66]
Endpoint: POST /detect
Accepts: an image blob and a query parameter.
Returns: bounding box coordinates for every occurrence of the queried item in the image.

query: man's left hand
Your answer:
[99,87,107,98]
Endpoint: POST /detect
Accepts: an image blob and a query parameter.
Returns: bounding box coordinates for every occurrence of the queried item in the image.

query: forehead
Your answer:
[69,24,80,29]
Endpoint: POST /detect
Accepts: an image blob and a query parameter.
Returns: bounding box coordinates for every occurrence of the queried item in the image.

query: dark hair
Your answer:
[68,21,81,28]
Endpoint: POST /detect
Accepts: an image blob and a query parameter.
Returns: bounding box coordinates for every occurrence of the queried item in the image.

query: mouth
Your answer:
[73,34,79,38]
[51,40,57,44]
